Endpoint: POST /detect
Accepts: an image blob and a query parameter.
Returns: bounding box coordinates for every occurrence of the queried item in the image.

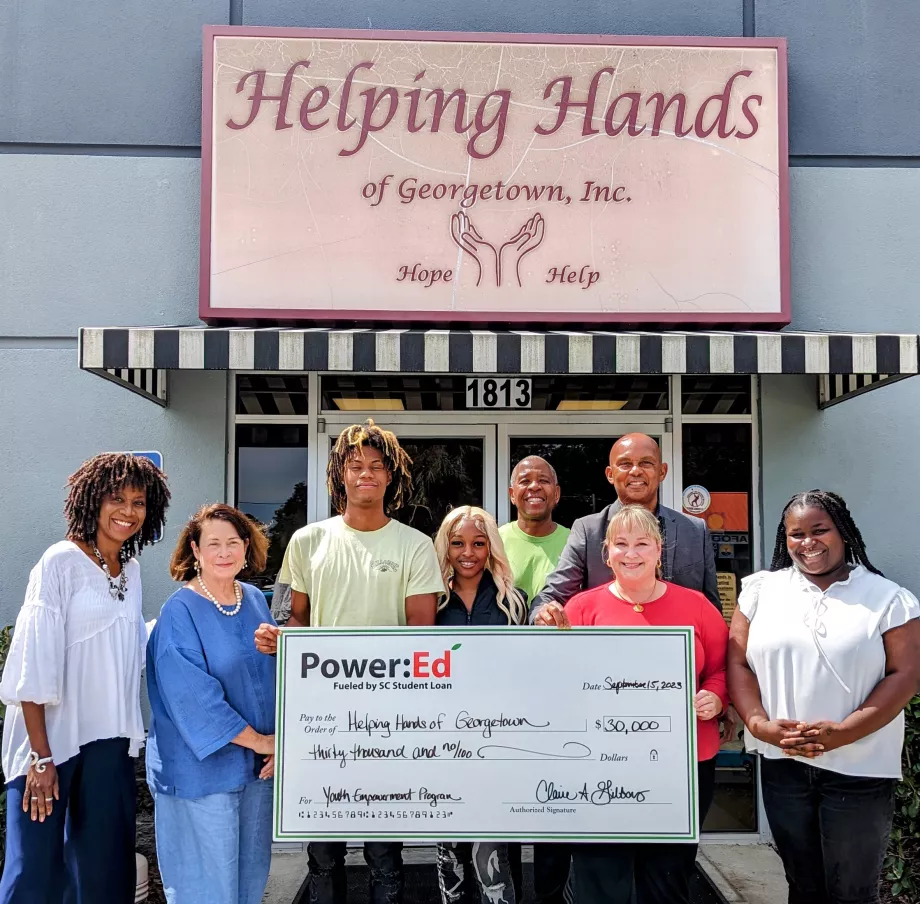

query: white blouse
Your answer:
[0,541,147,781]
[740,565,919,779]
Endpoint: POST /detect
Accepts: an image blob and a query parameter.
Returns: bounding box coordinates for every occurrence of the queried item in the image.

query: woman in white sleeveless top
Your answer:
[728,490,920,904]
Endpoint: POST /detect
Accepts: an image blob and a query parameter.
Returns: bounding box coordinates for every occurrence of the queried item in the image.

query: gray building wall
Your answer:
[2,0,919,623]
[760,373,919,588]
[0,357,227,619]
[757,166,920,593]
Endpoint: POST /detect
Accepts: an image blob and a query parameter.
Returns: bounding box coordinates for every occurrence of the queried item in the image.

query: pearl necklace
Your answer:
[197,575,243,616]
[92,543,128,601]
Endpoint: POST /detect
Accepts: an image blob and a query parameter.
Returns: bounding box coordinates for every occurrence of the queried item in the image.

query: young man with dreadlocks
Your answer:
[0,452,170,904]
[255,419,443,904]
[728,490,920,904]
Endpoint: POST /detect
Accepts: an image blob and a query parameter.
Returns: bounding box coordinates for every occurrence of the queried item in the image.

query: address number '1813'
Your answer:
[466,378,532,409]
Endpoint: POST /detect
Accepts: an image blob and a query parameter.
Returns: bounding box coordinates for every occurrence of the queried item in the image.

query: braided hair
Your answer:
[64,453,171,558]
[327,419,413,516]
[769,489,883,576]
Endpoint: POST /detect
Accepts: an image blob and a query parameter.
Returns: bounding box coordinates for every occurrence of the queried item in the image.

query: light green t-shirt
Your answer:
[498,521,572,604]
[279,516,445,626]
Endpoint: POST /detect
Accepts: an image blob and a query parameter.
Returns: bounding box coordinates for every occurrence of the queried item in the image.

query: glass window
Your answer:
[236,375,309,415]
[681,376,752,415]
[509,438,616,528]
[682,422,757,833]
[396,439,484,538]
[322,375,669,412]
[327,436,484,539]
[235,424,308,589]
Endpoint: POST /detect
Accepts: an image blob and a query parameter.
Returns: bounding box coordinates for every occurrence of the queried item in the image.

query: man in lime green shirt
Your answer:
[498,455,571,904]
[499,456,571,605]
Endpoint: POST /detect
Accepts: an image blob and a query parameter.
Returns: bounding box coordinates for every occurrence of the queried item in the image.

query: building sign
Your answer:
[201,28,788,324]
[683,492,750,532]
[466,378,532,409]
[717,572,738,625]
[682,485,711,516]
[129,451,163,542]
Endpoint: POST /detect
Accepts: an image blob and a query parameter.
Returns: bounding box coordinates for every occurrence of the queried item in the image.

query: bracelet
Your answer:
[28,751,53,773]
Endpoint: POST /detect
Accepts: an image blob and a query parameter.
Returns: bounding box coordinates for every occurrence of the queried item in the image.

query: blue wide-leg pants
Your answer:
[153,778,274,904]
[0,737,137,904]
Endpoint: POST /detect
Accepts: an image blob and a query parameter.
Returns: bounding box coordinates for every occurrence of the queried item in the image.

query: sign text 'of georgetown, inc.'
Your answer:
[202,29,789,324]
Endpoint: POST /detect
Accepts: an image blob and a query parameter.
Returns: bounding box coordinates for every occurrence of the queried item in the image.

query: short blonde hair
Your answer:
[606,504,663,546]
[434,506,527,624]
[603,505,663,572]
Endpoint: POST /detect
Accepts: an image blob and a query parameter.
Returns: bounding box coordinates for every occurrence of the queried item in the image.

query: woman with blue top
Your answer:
[146,503,276,904]
[433,506,528,904]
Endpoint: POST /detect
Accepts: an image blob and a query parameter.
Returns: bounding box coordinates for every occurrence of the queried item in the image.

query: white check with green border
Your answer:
[274,626,698,843]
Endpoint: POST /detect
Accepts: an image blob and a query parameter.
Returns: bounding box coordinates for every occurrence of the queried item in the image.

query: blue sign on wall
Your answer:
[130,450,163,471]
[129,451,164,542]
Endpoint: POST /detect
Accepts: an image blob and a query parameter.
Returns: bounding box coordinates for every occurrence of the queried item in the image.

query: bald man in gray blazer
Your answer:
[529,434,720,619]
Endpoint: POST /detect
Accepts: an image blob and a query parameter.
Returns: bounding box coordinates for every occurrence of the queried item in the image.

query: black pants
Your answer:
[571,758,716,904]
[533,843,571,904]
[306,841,403,904]
[0,737,137,904]
[760,758,896,904]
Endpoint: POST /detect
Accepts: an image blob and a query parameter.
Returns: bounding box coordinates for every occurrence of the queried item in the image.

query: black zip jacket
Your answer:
[436,570,527,626]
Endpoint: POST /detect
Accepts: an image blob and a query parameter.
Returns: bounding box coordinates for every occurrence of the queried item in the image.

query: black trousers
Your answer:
[533,843,571,904]
[0,737,137,904]
[760,758,896,904]
[571,758,717,904]
[307,841,403,904]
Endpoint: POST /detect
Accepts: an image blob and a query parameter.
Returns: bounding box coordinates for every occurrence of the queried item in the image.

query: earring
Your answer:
[194,558,201,575]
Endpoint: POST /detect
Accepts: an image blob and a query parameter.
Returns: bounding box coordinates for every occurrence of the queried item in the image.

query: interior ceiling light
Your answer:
[556,400,628,411]
[332,398,405,411]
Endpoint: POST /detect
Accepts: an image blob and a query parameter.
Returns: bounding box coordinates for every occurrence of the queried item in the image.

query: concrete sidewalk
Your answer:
[698,845,787,904]
[262,846,307,904]
[262,843,788,904]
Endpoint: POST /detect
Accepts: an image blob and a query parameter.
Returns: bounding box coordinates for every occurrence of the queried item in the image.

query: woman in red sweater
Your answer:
[533,504,729,904]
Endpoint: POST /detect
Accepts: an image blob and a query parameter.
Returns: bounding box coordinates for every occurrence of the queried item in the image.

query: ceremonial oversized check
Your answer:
[274,627,697,843]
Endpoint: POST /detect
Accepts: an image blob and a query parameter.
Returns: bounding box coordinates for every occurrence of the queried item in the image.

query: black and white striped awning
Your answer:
[78,327,918,408]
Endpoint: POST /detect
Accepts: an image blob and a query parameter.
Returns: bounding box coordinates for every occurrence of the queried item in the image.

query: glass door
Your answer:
[234,423,309,592]
[318,421,497,538]
[497,423,674,528]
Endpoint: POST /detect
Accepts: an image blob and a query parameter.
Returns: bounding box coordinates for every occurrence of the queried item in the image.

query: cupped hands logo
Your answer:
[450,211,545,287]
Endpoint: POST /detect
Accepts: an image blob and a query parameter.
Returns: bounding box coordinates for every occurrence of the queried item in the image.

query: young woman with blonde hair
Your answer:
[433,506,527,904]
[434,506,527,627]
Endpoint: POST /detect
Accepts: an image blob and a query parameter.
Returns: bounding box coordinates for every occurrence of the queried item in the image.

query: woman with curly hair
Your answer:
[146,503,275,904]
[433,505,527,904]
[0,452,170,904]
